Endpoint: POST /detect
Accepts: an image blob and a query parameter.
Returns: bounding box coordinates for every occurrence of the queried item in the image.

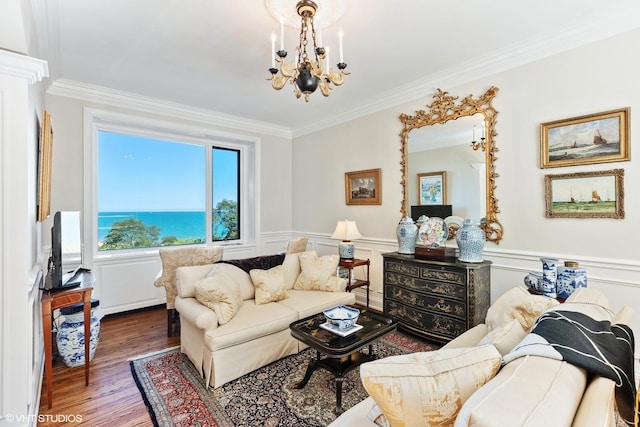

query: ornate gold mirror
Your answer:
[399,86,503,243]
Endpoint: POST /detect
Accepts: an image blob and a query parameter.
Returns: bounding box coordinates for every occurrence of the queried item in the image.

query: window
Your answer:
[212,147,240,242]
[91,114,255,252]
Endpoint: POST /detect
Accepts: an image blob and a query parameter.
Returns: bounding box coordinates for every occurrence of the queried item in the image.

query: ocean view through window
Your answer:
[97,130,242,251]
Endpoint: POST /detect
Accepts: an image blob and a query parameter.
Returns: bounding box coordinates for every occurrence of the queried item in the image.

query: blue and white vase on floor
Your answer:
[540,258,559,299]
[56,303,101,368]
[396,216,418,254]
[456,219,485,263]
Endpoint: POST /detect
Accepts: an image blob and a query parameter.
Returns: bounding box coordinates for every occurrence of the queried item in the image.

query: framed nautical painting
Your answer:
[418,171,446,205]
[345,168,381,205]
[544,168,624,219]
[540,107,630,168]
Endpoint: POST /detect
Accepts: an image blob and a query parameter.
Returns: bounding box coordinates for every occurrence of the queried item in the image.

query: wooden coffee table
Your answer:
[289,308,397,414]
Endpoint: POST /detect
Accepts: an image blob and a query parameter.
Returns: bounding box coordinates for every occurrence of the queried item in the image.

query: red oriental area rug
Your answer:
[130,331,437,427]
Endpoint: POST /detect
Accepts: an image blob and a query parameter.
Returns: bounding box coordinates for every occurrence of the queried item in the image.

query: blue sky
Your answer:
[98,131,238,212]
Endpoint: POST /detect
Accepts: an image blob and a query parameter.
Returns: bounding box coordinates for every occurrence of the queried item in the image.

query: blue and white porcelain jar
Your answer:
[556,261,587,299]
[396,216,418,254]
[540,258,559,299]
[56,300,101,367]
[456,219,485,262]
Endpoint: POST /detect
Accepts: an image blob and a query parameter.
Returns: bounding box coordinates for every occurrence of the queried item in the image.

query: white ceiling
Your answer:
[34,0,640,136]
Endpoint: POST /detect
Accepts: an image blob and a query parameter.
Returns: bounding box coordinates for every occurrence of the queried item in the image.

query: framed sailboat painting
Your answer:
[540,107,630,168]
[544,169,624,219]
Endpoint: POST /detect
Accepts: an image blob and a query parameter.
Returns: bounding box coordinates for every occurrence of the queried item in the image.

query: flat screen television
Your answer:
[410,205,453,222]
[43,211,83,290]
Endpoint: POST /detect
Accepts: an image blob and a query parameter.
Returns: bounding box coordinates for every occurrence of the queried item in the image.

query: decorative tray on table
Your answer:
[320,322,363,337]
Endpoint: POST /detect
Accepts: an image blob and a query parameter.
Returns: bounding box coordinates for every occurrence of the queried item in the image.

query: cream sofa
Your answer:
[330,286,634,427]
[174,250,356,388]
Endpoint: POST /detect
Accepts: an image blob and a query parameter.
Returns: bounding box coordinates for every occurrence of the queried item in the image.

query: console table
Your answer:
[382,252,490,343]
[41,270,95,408]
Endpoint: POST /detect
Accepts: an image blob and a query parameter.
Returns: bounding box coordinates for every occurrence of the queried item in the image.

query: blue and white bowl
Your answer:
[323,305,360,330]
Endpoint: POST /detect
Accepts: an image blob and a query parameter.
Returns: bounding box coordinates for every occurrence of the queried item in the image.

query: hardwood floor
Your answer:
[38,306,179,427]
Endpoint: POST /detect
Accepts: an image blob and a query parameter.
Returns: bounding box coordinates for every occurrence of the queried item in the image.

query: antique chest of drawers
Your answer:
[383,252,491,343]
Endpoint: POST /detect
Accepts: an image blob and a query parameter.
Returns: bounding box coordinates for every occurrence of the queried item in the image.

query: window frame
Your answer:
[84,108,258,259]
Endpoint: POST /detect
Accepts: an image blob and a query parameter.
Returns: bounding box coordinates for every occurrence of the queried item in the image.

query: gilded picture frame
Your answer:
[544,168,624,219]
[345,168,381,205]
[418,171,446,205]
[37,110,53,222]
[540,107,630,168]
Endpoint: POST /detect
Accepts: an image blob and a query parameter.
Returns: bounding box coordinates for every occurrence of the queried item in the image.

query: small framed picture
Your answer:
[418,171,446,205]
[544,168,624,218]
[345,168,381,205]
[540,107,630,168]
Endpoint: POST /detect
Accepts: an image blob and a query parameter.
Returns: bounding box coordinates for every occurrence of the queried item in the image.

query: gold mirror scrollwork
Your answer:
[399,86,503,243]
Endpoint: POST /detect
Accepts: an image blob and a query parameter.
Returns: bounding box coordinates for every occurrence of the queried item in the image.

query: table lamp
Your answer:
[331,219,362,260]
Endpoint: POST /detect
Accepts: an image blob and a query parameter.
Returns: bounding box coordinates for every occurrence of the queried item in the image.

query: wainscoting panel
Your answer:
[82,232,640,374]
[93,256,165,316]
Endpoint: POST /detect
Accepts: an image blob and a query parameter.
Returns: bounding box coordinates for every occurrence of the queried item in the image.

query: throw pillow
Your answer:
[293,252,340,291]
[193,272,242,325]
[285,236,309,254]
[282,250,317,290]
[250,265,289,304]
[485,286,559,332]
[478,319,527,356]
[361,345,502,427]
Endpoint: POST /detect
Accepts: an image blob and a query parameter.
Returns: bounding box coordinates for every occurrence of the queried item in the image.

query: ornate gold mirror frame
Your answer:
[399,86,504,243]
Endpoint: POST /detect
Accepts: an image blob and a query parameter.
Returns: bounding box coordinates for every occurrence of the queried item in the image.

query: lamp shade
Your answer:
[331,220,361,259]
[331,220,362,241]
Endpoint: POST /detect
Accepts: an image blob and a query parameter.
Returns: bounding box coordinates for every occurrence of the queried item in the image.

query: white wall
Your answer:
[292,28,640,342]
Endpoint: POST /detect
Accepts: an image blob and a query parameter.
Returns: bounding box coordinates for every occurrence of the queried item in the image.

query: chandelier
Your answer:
[267,0,349,102]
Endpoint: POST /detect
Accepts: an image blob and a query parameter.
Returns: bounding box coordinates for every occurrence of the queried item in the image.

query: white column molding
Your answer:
[0,51,48,423]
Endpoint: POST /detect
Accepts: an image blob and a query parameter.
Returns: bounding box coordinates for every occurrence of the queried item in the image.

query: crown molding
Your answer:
[47,79,292,139]
[291,12,640,138]
[0,49,49,83]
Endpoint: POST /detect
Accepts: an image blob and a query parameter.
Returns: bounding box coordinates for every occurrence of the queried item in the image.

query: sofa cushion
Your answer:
[213,263,255,300]
[279,289,356,319]
[293,252,341,291]
[176,264,216,298]
[565,287,610,307]
[282,250,316,290]
[194,272,243,325]
[204,300,298,351]
[484,286,558,332]
[250,265,289,304]
[454,356,587,427]
[478,319,527,356]
[361,345,502,427]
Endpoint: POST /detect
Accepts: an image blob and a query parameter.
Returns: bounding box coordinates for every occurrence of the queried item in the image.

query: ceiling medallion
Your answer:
[266,0,350,102]
[265,0,346,28]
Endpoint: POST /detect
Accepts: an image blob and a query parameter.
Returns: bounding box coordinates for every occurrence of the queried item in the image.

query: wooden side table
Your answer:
[339,258,370,308]
[41,270,94,408]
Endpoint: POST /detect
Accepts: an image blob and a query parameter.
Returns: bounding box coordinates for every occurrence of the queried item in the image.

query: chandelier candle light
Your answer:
[267,0,349,101]
[470,120,486,150]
